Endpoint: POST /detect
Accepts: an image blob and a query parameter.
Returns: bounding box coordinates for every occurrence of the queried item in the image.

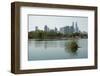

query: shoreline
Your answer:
[29,38,88,41]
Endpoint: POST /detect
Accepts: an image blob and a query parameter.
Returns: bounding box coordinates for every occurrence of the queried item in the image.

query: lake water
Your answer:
[28,39,88,61]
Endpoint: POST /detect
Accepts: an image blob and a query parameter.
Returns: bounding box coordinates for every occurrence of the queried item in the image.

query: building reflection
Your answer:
[33,39,78,55]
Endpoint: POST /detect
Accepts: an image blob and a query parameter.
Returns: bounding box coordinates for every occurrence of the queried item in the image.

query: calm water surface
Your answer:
[28,39,88,61]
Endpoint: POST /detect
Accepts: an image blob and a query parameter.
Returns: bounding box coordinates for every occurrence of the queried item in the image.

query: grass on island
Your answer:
[67,39,79,53]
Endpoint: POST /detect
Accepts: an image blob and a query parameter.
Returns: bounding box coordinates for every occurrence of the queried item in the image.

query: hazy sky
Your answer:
[28,15,88,32]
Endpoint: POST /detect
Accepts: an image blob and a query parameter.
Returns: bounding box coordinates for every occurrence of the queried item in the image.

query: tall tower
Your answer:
[35,26,38,31]
[75,22,79,32]
[55,27,57,32]
[72,22,75,33]
[44,25,49,32]
[72,22,74,26]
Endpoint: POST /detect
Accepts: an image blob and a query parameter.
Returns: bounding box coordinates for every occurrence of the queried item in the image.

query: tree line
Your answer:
[28,30,88,39]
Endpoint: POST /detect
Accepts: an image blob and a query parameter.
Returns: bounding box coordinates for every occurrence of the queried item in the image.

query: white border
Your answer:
[20,7,95,70]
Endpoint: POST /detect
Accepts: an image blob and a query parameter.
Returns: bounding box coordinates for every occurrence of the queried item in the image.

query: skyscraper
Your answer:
[60,26,72,34]
[60,27,65,34]
[44,25,49,32]
[75,22,79,32]
[60,22,79,34]
[55,27,57,32]
[71,22,75,33]
[35,26,38,31]
[72,22,74,27]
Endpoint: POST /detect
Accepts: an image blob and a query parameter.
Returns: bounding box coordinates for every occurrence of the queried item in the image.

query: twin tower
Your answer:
[72,22,79,33]
[60,22,79,34]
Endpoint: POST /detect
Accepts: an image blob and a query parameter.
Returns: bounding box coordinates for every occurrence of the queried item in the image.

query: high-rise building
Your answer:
[44,25,49,32]
[71,22,75,33]
[55,27,58,32]
[60,22,79,34]
[60,27,65,34]
[35,26,38,31]
[72,22,74,27]
[60,26,71,34]
[75,22,79,32]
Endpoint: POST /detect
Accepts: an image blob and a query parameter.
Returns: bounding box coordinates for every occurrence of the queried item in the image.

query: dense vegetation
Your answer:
[66,40,79,54]
[28,30,88,40]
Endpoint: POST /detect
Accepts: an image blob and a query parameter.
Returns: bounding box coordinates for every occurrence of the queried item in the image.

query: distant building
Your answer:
[50,29,55,32]
[60,22,79,34]
[70,22,75,33]
[35,26,38,31]
[55,27,58,32]
[60,26,72,34]
[72,22,75,32]
[75,22,79,32]
[60,27,65,34]
[44,25,49,32]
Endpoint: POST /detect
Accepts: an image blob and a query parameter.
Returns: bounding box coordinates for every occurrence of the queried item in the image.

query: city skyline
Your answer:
[33,21,80,34]
[28,15,88,32]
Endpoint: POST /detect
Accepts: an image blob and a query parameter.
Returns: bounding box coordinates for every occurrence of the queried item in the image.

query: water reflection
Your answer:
[65,45,78,55]
[31,39,79,55]
[64,40,78,55]
[28,39,88,60]
[34,40,61,48]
